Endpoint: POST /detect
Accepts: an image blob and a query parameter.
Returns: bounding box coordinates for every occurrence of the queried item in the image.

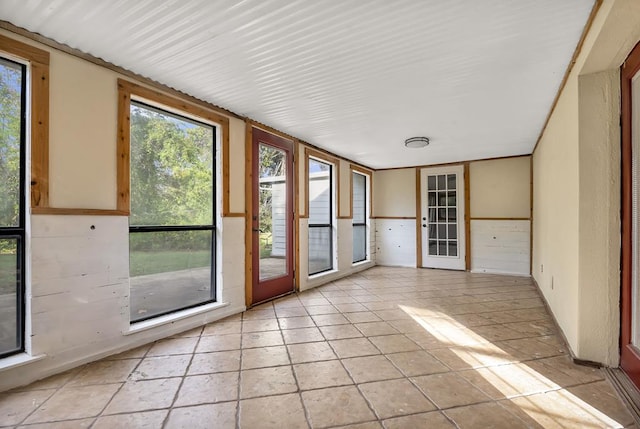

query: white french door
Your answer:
[420,165,466,270]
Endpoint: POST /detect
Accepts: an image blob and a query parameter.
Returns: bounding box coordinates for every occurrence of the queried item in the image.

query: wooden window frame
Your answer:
[351,166,371,264]
[304,148,340,218]
[0,35,50,213]
[349,164,373,220]
[306,148,339,276]
[117,79,230,215]
[0,55,27,358]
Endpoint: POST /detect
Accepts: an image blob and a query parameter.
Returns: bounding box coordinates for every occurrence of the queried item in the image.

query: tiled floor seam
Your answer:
[159,328,205,428]
[25,346,151,428]
[309,313,378,428]
[282,325,313,429]
[234,312,247,429]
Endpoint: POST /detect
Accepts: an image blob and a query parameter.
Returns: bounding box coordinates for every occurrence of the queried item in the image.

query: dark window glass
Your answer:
[309,159,333,275]
[352,172,367,263]
[129,101,216,322]
[0,57,25,357]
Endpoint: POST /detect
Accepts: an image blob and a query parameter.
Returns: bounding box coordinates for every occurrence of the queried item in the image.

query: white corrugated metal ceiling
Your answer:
[0,0,594,168]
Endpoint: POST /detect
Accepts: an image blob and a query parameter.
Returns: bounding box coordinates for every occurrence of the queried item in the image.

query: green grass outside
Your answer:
[130,250,210,277]
[0,253,16,294]
[259,232,272,258]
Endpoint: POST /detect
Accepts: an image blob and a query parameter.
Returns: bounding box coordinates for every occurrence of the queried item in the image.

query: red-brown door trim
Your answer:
[620,40,640,388]
[251,128,295,305]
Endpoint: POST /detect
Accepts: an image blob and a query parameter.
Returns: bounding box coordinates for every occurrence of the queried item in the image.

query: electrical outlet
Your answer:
[541,264,543,273]
[551,276,554,290]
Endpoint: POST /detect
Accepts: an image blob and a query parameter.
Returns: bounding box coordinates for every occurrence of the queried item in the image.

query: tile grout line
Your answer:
[278,310,312,429]
[234,310,247,429]
[88,341,155,428]
[159,326,205,428]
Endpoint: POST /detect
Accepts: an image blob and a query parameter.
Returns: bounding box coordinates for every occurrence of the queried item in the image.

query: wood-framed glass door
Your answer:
[420,165,466,270]
[251,128,295,304]
[621,40,640,389]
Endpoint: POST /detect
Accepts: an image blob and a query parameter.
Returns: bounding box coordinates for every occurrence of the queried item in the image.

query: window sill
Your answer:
[308,269,338,281]
[352,260,371,267]
[126,301,229,335]
[0,352,46,372]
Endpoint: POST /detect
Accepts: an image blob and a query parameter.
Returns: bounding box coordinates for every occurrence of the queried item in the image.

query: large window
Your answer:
[308,158,334,275]
[129,101,216,322]
[0,57,26,357]
[352,171,368,263]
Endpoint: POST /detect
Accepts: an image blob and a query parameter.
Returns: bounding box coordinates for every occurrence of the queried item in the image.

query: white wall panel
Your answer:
[0,215,245,391]
[375,219,416,267]
[471,220,530,276]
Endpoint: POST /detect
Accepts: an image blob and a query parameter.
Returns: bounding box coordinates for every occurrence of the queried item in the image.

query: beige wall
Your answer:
[48,51,118,209]
[373,169,416,217]
[533,0,640,366]
[339,160,351,217]
[228,117,246,213]
[578,69,620,365]
[533,76,581,352]
[470,157,530,218]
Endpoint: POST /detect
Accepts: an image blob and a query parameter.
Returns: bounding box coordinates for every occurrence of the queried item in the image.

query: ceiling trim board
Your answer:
[374,153,531,172]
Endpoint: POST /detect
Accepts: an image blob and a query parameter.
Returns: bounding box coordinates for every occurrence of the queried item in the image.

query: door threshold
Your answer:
[249,290,296,309]
[605,367,640,426]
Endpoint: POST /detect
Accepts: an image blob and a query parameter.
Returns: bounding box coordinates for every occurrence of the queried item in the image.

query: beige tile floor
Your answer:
[0,267,637,428]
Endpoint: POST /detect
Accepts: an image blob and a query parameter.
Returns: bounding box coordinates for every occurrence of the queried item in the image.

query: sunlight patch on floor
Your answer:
[399,304,625,428]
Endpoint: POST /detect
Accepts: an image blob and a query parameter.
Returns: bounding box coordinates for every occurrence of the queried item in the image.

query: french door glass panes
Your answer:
[129,101,216,322]
[0,57,26,357]
[308,159,333,275]
[352,172,367,263]
[258,144,288,281]
[427,174,458,257]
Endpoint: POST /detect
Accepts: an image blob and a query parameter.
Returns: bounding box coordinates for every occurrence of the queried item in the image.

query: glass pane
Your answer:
[309,159,331,225]
[447,191,457,207]
[427,176,436,190]
[428,192,436,206]
[258,144,287,281]
[438,208,447,222]
[449,241,458,257]
[0,238,19,354]
[429,208,436,222]
[428,240,437,256]
[130,231,213,321]
[428,224,437,239]
[438,224,446,240]
[0,59,23,228]
[448,224,457,240]
[353,224,366,263]
[437,175,446,190]
[438,241,448,256]
[309,226,332,274]
[448,208,457,222]
[438,192,446,206]
[447,174,456,190]
[129,102,214,227]
[352,173,366,224]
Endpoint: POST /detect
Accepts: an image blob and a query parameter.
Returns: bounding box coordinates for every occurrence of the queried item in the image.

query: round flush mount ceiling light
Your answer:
[404,136,430,148]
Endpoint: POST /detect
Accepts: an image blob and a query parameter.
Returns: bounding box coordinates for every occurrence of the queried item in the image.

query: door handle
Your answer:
[252,228,263,233]
[422,224,427,228]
